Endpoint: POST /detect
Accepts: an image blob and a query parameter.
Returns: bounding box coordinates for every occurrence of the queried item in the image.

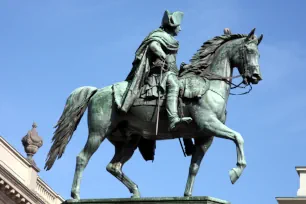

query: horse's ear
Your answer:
[224,28,232,35]
[257,34,263,45]
[246,28,256,41]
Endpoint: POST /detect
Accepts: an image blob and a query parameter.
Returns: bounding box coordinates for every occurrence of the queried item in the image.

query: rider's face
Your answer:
[173,25,181,36]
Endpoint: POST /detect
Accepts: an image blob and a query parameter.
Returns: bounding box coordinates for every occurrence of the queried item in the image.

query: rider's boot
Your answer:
[166,75,192,131]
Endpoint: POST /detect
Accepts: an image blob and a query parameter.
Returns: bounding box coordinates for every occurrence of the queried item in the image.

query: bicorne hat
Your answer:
[161,10,184,27]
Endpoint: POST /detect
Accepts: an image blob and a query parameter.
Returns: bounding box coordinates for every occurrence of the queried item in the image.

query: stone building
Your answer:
[276,167,306,204]
[0,123,64,204]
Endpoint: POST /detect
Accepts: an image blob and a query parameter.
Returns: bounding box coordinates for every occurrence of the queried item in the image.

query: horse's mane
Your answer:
[180,34,247,77]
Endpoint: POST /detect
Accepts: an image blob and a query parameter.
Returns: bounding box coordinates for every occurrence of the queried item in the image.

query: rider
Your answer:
[120,10,192,131]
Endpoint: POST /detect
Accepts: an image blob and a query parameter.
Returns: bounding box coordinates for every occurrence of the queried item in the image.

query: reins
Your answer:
[199,71,253,96]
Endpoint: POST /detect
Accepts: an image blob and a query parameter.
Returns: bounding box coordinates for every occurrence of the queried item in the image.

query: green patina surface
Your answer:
[45,9,264,201]
[63,196,230,204]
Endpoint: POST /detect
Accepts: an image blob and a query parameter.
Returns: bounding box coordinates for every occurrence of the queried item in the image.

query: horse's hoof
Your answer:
[67,199,80,203]
[131,191,141,198]
[229,168,239,184]
[131,189,141,198]
[184,193,192,197]
[71,191,80,200]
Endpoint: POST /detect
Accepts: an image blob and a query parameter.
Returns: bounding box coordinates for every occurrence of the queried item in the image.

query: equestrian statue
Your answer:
[45,10,264,200]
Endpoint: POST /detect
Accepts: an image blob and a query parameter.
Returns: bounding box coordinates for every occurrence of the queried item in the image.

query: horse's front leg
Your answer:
[184,136,214,197]
[202,117,247,184]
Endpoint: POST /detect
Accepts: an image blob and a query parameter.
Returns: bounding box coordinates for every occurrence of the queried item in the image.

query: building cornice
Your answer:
[0,136,39,172]
[276,197,306,200]
[276,197,306,204]
[36,176,65,203]
[0,135,65,203]
[0,164,44,204]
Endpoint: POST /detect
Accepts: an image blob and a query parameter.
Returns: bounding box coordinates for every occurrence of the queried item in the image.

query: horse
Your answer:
[45,28,263,200]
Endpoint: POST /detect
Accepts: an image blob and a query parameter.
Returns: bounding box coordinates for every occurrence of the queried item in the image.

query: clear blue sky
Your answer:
[1,1,306,203]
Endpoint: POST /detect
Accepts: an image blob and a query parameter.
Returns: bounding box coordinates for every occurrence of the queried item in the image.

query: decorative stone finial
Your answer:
[224,28,232,35]
[21,122,43,167]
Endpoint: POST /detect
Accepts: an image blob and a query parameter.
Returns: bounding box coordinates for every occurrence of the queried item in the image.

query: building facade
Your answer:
[0,124,64,204]
[276,167,306,204]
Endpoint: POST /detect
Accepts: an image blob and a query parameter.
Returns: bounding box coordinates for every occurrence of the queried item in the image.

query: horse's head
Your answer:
[233,28,263,85]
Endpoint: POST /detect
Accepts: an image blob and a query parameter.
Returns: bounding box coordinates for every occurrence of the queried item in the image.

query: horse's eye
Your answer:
[247,50,256,54]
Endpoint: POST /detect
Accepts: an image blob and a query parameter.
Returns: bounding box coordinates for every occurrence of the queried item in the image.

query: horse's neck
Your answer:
[208,48,232,101]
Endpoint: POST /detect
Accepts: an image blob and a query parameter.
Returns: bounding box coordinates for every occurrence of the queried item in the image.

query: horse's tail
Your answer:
[44,86,98,170]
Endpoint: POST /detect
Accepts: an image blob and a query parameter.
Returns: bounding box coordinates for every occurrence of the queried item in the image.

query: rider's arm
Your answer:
[149,41,166,60]
[180,62,191,70]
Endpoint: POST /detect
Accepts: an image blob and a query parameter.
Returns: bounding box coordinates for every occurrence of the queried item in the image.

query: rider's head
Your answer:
[160,10,183,36]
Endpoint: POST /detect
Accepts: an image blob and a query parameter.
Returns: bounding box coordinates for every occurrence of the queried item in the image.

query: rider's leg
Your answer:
[166,74,192,131]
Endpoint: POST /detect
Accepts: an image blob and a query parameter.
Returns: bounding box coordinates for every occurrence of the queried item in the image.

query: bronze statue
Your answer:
[45,10,263,201]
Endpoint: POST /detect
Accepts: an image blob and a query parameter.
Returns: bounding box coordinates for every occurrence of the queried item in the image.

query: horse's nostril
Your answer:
[252,73,262,80]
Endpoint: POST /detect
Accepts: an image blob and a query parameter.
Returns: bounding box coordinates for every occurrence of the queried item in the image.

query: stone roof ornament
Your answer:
[21,122,43,168]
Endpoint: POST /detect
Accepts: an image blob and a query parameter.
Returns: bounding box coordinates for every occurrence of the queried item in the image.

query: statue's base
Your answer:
[63,196,230,204]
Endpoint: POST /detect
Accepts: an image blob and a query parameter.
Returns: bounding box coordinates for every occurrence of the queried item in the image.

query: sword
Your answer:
[155,58,166,135]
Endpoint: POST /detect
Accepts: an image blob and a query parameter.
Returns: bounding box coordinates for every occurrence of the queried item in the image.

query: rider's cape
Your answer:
[120,28,179,113]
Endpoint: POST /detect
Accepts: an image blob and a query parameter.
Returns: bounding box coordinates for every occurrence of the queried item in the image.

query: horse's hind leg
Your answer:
[106,135,141,198]
[184,136,214,197]
[71,88,114,200]
[71,131,106,200]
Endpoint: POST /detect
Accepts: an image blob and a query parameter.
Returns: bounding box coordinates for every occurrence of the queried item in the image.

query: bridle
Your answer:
[199,44,254,96]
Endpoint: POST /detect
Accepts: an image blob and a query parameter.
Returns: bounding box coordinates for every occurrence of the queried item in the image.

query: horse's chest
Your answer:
[188,92,226,123]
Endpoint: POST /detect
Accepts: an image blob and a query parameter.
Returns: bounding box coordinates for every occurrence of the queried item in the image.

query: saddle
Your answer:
[113,75,209,108]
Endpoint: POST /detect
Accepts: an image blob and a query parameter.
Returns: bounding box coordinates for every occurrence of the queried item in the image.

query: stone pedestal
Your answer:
[63,196,230,204]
